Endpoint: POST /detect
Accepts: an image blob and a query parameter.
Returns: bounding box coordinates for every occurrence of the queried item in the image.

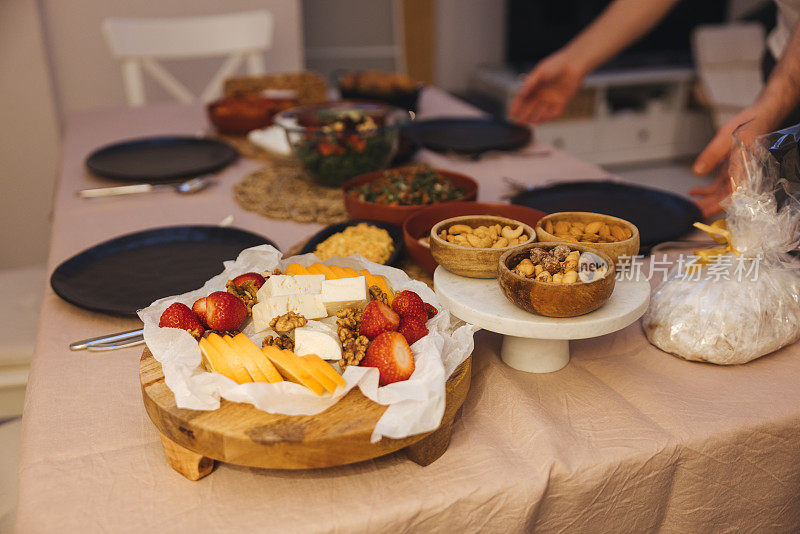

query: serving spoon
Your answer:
[77,177,212,198]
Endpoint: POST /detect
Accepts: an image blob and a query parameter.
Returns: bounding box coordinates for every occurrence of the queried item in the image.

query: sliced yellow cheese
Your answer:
[222,335,268,383]
[285,263,311,276]
[203,333,252,384]
[328,265,349,279]
[199,337,228,374]
[261,346,325,395]
[310,262,337,280]
[229,333,284,383]
[341,267,362,278]
[300,354,346,392]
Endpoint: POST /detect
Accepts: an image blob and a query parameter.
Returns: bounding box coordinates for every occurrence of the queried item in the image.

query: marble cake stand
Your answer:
[434,267,651,373]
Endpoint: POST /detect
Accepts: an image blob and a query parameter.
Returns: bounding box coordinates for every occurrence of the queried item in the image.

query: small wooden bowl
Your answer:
[534,212,639,266]
[498,242,616,317]
[404,202,546,274]
[430,215,536,279]
[342,167,478,227]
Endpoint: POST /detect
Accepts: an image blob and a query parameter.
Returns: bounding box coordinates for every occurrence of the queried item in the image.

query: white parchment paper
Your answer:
[138,245,477,442]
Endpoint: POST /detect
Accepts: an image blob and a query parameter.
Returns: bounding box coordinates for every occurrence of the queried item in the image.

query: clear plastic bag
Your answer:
[643,124,800,364]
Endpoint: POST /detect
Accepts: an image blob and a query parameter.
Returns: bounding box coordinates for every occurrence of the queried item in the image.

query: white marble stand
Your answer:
[434,267,651,373]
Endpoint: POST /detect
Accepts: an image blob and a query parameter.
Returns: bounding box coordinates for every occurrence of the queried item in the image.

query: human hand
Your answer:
[692,107,775,177]
[689,161,730,217]
[509,51,587,124]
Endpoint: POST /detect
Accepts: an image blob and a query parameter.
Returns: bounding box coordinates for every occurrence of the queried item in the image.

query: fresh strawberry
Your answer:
[192,297,208,325]
[359,300,400,340]
[204,291,247,331]
[159,303,204,338]
[398,316,429,345]
[424,303,438,319]
[360,332,415,386]
[231,272,265,290]
[391,290,427,323]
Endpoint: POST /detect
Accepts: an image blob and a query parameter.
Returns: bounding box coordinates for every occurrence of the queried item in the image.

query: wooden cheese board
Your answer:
[140,348,471,480]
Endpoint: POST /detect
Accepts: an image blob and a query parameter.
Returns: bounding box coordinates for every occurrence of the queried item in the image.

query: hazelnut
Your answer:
[529,247,548,264]
[540,255,561,275]
[552,245,571,261]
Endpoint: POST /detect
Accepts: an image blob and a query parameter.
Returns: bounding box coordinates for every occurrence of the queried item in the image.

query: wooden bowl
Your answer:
[403,202,546,274]
[342,167,478,226]
[498,242,616,318]
[534,212,639,265]
[430,215,536,279]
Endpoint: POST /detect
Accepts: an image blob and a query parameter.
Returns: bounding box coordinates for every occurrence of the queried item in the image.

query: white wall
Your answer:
[434,0,506,91]
[0,0,60,268]
[39,0,305,115]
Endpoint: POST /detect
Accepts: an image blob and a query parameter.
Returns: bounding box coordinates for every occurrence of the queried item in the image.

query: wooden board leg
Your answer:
[159,433,214,481]
[405,418,455,466]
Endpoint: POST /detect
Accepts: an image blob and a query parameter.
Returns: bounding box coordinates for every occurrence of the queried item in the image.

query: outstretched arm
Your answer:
[510,0,682,123]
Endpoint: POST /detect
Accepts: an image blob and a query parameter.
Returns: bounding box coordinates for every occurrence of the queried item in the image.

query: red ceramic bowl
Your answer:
[403,202,547,274]
[342,167,478,226]
[207,94,295,135]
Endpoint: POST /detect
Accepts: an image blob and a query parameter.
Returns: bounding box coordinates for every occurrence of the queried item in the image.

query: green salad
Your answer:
[351,165,465,205]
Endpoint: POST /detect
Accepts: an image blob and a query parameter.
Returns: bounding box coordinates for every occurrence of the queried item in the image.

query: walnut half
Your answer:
[270,311,307,333]
[262,334,294,351]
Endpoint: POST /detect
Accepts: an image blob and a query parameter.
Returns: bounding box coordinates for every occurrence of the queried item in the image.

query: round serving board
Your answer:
[434,267,650,373]
[140,348,471,479]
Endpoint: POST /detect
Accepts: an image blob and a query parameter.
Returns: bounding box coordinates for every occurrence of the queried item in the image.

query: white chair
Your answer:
[102,10,274,106]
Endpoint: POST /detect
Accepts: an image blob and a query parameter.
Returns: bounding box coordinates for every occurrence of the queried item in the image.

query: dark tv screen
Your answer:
[507,0,728,71]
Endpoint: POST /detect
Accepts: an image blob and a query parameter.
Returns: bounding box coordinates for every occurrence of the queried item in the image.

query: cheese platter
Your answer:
[138,246,476,479]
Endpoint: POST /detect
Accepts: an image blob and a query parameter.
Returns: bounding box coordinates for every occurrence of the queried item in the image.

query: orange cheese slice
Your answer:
[358,269,394,304]
[328,265,349,279]
[199,337,229,374]
[203,334,251,384]
[221,335,269,383]
[285,263,311,276]
[229,333,283,383]
[300,354,346,392]
[341,267,361,278]
[310,262,337,280]
[261,346,325,395]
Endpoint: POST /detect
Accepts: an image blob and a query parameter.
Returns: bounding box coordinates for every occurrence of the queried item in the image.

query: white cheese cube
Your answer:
[321,276,368,315]
[294,320,342,361]
[251,293,327,332]
[256,274,325,301]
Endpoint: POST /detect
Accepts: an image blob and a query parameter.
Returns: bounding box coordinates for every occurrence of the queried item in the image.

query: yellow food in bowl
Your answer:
[314,223,395,264]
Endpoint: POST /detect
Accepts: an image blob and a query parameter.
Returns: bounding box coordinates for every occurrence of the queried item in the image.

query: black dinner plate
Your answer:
[403,117,532,156]
[300,220,404,266]
[510,181,702,252]
[51,226,276,316]
[85,136,238,182]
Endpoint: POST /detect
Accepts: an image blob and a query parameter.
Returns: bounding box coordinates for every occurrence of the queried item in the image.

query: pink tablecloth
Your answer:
[16,88,800,533]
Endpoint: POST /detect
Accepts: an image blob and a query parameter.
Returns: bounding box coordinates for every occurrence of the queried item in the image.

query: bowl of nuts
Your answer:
[498,242,616,317]
[534,212,639,266]
[430,215,536,278]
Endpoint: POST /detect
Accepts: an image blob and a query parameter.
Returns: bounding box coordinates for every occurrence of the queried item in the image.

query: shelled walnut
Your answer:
[270,311,307,333]
[340,336,369,369]
[262,334,294,351]
[369,285,389,305]
[336,306,367,368]
[226,280,258,315]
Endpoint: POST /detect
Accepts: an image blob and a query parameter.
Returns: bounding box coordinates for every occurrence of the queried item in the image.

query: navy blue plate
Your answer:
[299,220,404,266]
[511,180,702,252]
[85,136,238,182]
[403,117,531,156]
[51,226,276,316]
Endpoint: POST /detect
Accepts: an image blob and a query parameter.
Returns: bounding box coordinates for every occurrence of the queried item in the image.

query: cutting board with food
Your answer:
[138,247,476,479]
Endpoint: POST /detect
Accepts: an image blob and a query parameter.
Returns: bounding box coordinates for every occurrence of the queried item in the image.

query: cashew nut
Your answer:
[466,234,491,248]
[491,237,509,248]
[501,225,524,240]
[448,224,473,235]
[563,270,579,284]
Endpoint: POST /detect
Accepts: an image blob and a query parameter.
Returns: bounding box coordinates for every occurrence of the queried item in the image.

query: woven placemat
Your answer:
[233,159,349,225]
[286,237,434,288]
